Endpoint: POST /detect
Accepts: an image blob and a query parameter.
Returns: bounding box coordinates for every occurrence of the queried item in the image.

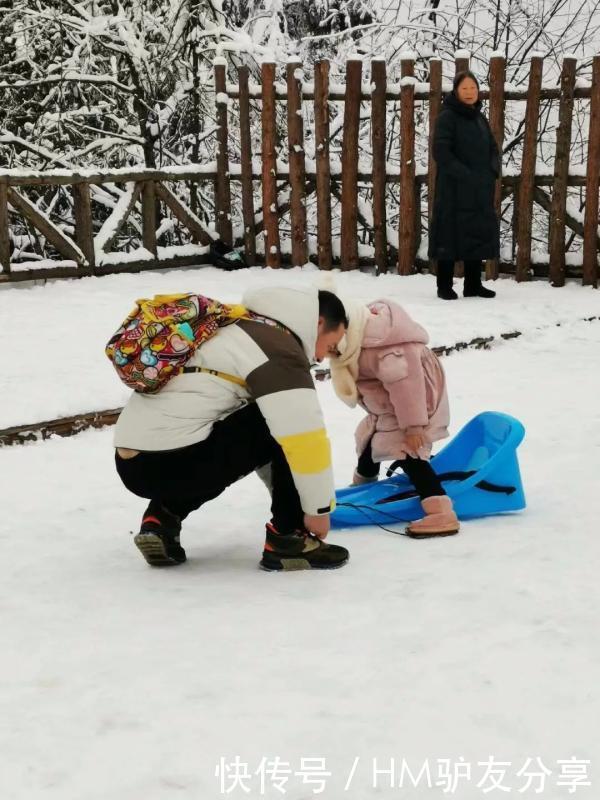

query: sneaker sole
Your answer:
[259,555,350,572]
[134,532,185,566]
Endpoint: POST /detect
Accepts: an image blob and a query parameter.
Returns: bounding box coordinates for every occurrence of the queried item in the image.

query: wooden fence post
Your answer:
[486,54,505,280]
[583,55,600,287]
[398,54,416,275]
[141,180,157,257]
[515,55,544,282]
[428,58,442,275]
[0,180,10,274]
[340,56,362,270]
[214,58,233,246]
[314,60,332,270]
[261,60,281,267]
[549,55,577,287]
[454,50,470,75]
[287,59,308,267]
[414,181,422,259]
[371,57,388,273]
[238,66,256,265]
[73,182,95,274]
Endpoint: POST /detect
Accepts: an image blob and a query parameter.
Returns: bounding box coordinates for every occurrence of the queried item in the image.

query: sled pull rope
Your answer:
[335,502,410,536]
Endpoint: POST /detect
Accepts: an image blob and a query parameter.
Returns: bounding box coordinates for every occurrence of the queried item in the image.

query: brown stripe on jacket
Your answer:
[237,319,314,398]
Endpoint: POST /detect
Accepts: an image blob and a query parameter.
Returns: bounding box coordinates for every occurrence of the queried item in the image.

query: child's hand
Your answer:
[405,433,426,455]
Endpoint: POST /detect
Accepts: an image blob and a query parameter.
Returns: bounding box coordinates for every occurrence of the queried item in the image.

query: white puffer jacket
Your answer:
[113,285,335,515]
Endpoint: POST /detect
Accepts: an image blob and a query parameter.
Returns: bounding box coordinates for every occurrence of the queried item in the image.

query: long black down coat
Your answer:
[428,92,501,261]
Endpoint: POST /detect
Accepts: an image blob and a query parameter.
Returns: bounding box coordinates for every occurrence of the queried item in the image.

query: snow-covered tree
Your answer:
[0,0,255,169]
[1,1,598,266]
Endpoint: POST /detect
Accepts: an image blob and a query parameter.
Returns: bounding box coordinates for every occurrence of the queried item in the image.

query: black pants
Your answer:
[115,403,304,534]
[357,440,445,500]
[437,259,484,293]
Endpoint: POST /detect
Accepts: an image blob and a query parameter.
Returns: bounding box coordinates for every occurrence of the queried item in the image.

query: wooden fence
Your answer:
[0,53,599,287]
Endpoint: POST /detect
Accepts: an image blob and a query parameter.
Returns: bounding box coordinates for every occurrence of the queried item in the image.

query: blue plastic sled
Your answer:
[331,411,526,528]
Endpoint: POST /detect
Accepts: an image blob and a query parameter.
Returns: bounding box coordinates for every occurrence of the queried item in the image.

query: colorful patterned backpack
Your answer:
[106,293,249,393]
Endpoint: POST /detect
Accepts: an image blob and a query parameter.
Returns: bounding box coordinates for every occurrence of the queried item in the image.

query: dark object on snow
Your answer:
[428,92,501,262]
[209,239,249,271]
[437,258,497,298]
[133,500,186,566]
[259,523,349,572]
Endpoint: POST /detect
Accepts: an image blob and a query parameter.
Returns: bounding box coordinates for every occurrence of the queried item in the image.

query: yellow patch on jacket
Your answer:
[276,428,331,474]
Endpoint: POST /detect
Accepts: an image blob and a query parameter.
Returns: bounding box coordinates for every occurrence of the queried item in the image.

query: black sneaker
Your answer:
[133,502,186,566]
[463,286,496,298]
[437,287,458,300]
[259,523,349,572]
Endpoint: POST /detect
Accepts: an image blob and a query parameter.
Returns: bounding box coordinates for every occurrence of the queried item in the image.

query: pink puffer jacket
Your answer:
[355,300,450,462]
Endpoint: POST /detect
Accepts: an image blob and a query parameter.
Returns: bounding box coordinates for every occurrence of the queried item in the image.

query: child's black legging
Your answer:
[357,439,446,500]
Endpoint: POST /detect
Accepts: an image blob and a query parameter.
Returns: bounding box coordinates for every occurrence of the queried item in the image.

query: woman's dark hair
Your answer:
[453,70,480,93]
[318,290,348,331]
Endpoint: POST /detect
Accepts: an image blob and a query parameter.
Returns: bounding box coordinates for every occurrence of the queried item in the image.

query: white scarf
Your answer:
[330,300,371,407]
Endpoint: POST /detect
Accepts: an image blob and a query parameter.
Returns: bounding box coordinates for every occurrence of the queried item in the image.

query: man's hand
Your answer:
[404,433,426,456]
[303,513,330,540]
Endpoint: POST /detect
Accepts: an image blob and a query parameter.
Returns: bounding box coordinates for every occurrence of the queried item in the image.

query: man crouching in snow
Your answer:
[113,286,349,572]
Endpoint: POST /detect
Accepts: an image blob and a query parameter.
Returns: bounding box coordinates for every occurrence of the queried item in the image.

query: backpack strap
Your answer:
[181,366,247,388]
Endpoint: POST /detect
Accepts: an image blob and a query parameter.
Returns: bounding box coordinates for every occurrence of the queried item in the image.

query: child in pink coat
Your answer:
[330,298,460,538]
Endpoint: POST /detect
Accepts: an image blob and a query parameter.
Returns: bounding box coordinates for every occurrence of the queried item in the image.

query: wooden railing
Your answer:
[1,53,599,287]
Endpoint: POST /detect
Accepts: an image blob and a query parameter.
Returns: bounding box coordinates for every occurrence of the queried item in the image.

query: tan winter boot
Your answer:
[406,496,460,539]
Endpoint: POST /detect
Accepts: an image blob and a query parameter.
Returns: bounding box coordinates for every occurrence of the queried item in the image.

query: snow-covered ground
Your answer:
[1,266,599,428]
[1,268,599,799]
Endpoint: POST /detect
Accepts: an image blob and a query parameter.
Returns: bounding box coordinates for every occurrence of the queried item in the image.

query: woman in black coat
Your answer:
[429,71,500,300]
